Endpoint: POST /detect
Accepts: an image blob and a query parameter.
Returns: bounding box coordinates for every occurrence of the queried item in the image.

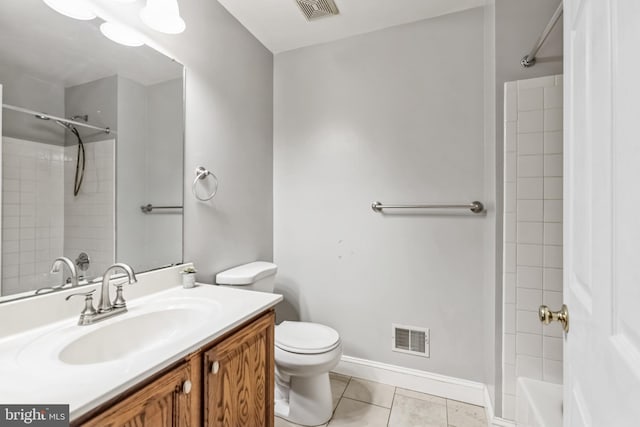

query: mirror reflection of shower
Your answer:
[34,113,86,196]
[1,101,116,295]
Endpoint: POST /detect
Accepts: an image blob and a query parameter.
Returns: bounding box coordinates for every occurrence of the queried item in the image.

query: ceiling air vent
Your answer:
[392,324,430,358]
[295,0,339,21]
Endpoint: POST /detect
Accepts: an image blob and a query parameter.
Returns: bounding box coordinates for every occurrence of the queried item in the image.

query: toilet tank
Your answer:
[215,261,278,293]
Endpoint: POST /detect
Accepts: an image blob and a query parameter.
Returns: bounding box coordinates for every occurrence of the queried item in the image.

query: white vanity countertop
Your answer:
[0,282,282,421]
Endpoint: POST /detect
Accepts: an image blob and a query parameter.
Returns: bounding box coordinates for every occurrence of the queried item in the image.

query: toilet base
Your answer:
[275,372,333,427]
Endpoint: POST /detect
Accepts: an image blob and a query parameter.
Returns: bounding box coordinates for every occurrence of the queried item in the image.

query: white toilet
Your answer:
[216,261,342,427]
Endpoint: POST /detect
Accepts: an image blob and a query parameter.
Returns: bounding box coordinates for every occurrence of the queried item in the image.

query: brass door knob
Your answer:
[539,304,569,333]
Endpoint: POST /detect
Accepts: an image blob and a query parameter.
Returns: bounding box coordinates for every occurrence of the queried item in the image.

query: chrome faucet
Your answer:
[98,263,137,313]
[66,263,137,326]
[36,257,79,294]
[51,257,78,288]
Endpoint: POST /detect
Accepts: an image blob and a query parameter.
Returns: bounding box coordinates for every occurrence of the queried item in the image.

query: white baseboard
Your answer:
[334,355,486,406]
[334,355,516,427]
[492,417,516,427]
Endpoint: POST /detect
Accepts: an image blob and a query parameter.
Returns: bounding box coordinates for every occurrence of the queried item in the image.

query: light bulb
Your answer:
[100,22,145,47]
[140,0,186,34]
[42,0,96,20]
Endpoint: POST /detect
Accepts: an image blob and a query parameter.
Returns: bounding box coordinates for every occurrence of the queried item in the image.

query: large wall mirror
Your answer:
[0,0,184,302]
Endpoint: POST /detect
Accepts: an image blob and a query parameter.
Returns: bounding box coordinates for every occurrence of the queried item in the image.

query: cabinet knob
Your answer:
[211,361,220,374]
[182,380,192,394]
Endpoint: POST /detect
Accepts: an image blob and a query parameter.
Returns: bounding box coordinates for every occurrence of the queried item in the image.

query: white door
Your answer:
[564,0,640,425]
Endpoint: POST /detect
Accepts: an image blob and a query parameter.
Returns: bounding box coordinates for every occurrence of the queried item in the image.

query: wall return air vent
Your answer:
[295,0,340,21]
[392,324,430,358]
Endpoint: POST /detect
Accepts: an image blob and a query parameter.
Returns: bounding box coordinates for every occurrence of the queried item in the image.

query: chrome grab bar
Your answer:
[371,201,484,214]
[140,204,183,213]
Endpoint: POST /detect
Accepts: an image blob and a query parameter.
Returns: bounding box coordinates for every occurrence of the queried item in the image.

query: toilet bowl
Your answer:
[216,262,342,427]
[274,321,342,426]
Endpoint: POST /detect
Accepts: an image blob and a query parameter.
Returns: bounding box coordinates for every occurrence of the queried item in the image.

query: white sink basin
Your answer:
[59,307,208,365]
[17,296,221,367]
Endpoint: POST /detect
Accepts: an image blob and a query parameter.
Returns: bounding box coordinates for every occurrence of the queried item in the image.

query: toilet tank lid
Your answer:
[215,261,278,285]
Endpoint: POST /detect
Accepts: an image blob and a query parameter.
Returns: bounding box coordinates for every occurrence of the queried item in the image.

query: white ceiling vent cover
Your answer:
[392,324,430,358]
[295,0,339,21]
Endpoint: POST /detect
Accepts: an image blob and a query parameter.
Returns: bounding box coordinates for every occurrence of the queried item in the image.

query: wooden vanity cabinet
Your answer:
[76,310,274,427]
[203,310,275,427]
[80,355,201,427]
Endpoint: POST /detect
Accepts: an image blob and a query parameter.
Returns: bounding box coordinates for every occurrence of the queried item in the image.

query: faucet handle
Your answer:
[65,289,97,318]
[65,289,95,300]
[111,283,127,309]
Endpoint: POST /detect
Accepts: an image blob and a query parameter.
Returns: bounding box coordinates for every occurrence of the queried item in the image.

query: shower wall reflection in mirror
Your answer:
[0,0,184,301]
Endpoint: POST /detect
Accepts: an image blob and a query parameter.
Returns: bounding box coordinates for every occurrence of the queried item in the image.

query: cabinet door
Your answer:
[204,311,275,427]
[80,356,200,427]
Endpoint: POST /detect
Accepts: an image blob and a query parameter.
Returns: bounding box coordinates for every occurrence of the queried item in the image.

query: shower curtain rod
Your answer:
[521,1,563,68]
[2,103,111,134]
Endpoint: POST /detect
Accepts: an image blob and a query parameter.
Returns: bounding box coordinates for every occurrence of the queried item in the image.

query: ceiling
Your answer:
[0,0,182,88]
[216,0,486,53]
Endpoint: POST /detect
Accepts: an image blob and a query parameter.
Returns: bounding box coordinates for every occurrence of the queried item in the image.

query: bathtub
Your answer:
[516,378,563,427]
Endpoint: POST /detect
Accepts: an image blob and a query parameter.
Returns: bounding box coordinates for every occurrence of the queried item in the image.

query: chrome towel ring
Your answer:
[192,166,218,201]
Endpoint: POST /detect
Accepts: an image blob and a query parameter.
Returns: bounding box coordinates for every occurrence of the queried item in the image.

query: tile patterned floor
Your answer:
[275,373,488,427]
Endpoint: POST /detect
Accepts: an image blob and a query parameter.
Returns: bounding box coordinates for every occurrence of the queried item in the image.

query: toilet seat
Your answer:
[276,321,341,354]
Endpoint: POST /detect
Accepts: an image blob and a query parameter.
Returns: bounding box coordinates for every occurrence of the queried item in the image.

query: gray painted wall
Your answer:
[274,8,492,382]
[175,2,274,280]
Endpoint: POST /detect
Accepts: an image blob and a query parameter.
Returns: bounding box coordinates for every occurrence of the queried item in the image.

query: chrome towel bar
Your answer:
[371,201,484,214]
[140,204,183,213]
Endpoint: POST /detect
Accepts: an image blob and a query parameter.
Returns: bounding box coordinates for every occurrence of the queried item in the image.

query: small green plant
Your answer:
[181,267,197,274]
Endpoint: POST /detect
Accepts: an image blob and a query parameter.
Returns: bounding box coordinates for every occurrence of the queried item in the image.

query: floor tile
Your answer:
[275,416,326,427]
[395,388,446,405]
[328,398,390,427]
[330,372,350,410]
[388,394,447,427]
[446,400,487,427]
[342,378,395,408]
[330,372,351,382]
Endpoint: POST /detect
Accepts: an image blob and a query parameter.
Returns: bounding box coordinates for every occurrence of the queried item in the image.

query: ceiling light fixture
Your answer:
[100,22,145,47]
[140,0,186,34]
[42,0,96,20]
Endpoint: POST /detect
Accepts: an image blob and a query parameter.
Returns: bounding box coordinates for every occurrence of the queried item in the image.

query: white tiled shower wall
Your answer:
[1,137,64,295]
[1,137,114,296]
[502,75,564,419]
[63,139,115,279]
